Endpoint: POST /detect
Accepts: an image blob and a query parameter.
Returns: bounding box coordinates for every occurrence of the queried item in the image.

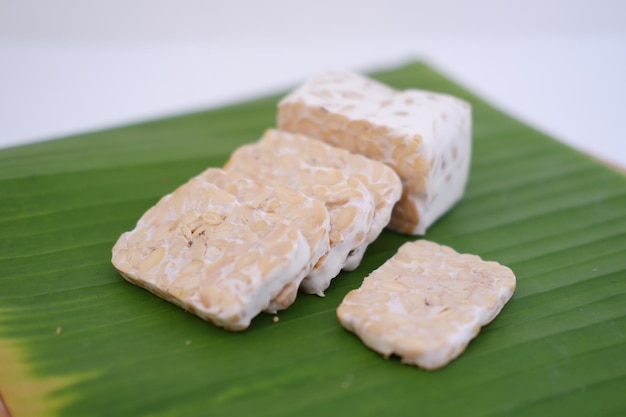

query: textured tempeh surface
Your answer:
[278,70,472,235]
[111,178,311,331]
[225,141,376,296]
[197,167,331,312]
[337,240,516,370]
[259,129,402,269]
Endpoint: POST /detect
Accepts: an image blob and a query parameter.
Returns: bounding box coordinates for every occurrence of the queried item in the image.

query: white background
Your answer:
[1,0,625,167]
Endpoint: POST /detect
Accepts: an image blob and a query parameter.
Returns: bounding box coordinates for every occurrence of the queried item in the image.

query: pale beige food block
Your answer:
[337,240,516,370]
[112,179,311,331]
[277,70,472,235]
[260,129,402,269]
[197,167,331,311]
[225,142,376,296]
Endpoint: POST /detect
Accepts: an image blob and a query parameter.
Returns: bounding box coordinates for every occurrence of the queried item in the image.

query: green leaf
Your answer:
[1,62,625,417]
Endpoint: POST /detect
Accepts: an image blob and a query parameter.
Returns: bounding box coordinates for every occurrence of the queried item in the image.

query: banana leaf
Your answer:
[1,62,625,417]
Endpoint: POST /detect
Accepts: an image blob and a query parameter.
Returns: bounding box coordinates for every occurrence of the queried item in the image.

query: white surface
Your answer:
[1,0,625,168]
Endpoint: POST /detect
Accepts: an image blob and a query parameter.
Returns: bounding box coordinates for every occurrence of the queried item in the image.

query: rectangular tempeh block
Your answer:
[112,178,311,331]
[278,70,472,235]
[337,240,516,370]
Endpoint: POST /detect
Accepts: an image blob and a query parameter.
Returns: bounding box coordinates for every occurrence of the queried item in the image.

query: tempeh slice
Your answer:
[259,129,402,269]
[337,240,516,370]
[197,167,331,311]
[225,143,376,296]
[278,70,472,235]
[112,179,311,331]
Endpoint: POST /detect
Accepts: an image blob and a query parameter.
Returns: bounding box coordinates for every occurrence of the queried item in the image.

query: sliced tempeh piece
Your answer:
[225,142,376,296]
[112,179,311,331]
[259,129,402,270]
[197,167,331,312]
[337,240,516,370]
[278,70,472,235]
